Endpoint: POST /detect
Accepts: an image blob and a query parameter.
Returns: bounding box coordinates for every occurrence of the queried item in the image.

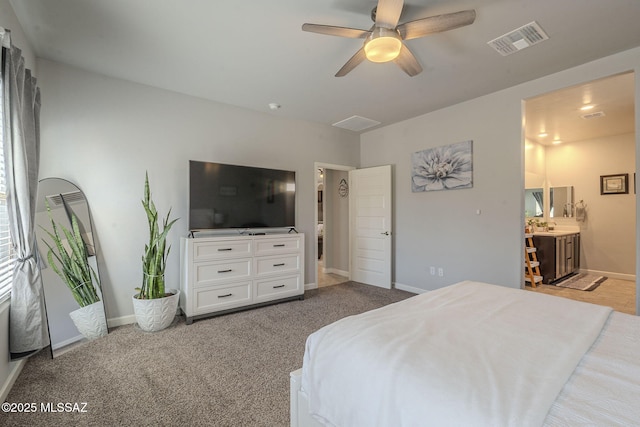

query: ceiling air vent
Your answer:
[488,21,549,56]
[332,115,381,132]
[581,111,606,119]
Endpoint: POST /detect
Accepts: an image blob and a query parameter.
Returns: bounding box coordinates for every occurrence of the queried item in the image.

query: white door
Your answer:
[349,165,392,289]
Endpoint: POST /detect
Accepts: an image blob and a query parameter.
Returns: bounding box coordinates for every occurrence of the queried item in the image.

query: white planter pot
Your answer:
[132,289,180,332]
[69,301,108,341]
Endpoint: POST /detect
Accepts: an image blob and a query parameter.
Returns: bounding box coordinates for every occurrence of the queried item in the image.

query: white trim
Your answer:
[579,269,636,282]
[394,282,427,294]
[0,297,9,315]
[107,315,136,328]
[0,293,10,306]
[51,334,83,351]
[325,268,349,278]
[0,359,25,402]
[305,283,318,290]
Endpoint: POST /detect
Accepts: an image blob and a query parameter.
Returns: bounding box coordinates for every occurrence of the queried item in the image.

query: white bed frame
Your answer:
[290,369,322,427]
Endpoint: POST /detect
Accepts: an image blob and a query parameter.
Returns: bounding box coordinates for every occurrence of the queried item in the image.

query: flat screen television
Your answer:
[189,160,296,231]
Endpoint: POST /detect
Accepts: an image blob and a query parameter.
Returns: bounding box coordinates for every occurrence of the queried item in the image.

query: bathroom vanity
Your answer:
[533,232,580,284]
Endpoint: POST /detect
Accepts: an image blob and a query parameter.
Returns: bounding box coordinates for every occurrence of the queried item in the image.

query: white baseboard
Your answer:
[580,269,636,282]
[107,315,136,328]
[305,283,318,290]
[325,268,349,277]
[394,282,427,294]
[51,334,84,351]
[0,359,25,403]
[108,305,186,328]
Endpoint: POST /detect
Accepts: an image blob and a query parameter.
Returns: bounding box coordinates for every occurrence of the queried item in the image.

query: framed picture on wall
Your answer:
[600,173,629,195]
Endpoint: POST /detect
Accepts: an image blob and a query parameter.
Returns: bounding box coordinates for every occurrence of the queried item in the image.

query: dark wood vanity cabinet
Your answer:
[533,234,580,284]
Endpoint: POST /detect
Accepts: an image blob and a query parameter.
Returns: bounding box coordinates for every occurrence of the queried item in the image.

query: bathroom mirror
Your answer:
[35,178,107,357]
[550,186,574,218]
[525,188,544,218]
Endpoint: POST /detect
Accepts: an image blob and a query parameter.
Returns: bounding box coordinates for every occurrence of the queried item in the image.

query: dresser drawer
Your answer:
[193,282,251,313]
[254,237,301,255]
[194,258,251,286]
[255,254,300,276]
[181,233,304,324]
[254,275,301,301]
[193,239,252,261]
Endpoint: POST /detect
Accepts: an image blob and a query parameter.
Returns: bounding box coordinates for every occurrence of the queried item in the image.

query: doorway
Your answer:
[314,163,353,288]
[523,72,636,314]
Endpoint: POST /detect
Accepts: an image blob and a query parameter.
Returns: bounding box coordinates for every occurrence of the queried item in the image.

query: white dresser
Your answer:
[180,233,305,324]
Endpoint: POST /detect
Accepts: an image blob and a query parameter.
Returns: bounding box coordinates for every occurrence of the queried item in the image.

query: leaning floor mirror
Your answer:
[35,178,108,357]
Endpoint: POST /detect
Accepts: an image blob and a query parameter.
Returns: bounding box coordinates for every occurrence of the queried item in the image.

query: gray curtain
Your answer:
[1,29,48,356]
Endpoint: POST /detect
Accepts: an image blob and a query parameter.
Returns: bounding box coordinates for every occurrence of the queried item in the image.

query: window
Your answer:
[0,75,15,301]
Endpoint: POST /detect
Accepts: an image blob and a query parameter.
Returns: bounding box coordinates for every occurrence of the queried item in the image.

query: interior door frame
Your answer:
[521,72,637,314]
[313,162,356,288]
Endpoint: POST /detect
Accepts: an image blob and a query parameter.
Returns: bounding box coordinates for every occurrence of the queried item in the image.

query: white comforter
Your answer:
[302,281,612,427]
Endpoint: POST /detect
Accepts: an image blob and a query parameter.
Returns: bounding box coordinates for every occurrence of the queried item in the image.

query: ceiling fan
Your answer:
[302,0,476,77]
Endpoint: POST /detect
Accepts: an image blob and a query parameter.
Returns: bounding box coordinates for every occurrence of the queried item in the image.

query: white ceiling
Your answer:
[525,72,635,146]
[9,0,640,133]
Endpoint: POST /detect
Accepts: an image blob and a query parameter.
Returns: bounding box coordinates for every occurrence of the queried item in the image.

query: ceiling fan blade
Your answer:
[335,48,367,77]
[393,44,422,76]
[375,0,404,29]
[398,10,476,40]
[302,23,369,38]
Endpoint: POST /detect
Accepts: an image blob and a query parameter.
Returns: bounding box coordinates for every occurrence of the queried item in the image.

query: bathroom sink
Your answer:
[533,230,575,236]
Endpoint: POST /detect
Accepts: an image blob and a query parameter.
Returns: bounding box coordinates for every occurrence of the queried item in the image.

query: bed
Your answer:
[290,280,640,426]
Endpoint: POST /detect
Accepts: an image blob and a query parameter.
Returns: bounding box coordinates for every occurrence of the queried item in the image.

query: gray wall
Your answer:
[361,47,640,294]
[36,59,360,324]
[324,170,349,274]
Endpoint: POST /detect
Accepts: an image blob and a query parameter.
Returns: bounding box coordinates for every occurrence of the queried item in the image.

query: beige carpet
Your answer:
[3,282,412,426]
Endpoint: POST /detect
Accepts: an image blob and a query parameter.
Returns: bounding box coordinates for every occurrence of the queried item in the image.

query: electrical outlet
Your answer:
[429,266,436,275]
[438,268,444,277]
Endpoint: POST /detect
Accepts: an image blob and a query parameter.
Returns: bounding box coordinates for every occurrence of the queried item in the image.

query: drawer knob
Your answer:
[218,269,233,273]
[273,263,285,267]
[273,284,285,289]
[273,244,286,247]
[218,293,233,298]
[218,248,233,252]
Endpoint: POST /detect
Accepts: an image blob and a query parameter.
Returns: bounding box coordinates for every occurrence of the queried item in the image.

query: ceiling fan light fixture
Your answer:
[364,28,402,63]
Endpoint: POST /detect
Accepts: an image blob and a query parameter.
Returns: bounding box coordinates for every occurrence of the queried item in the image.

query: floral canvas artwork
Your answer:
[411,140,473,192]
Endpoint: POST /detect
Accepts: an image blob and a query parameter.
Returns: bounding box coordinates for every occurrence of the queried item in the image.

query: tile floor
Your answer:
[315,258,636,315]
[317,259,349,288]
[527,277,636,315]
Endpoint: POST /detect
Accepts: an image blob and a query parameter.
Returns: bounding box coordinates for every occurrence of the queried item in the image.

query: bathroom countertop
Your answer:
[532,230,579,237]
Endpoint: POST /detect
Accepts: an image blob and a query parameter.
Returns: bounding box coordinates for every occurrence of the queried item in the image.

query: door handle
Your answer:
[381,231,389,236]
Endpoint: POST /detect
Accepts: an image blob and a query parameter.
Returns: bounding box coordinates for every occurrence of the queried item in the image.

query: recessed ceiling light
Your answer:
[268,103,281,111]
[552,140,562,145]
[538,132,548,137]
[580,105,594,111]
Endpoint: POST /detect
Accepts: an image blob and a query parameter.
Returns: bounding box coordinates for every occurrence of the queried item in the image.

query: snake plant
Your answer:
[41,202,100,308]
[136,172,179,299]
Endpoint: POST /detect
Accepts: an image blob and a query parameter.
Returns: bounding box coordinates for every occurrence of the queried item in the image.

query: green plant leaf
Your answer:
[40,200,100,307]
[138,172,179,299]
